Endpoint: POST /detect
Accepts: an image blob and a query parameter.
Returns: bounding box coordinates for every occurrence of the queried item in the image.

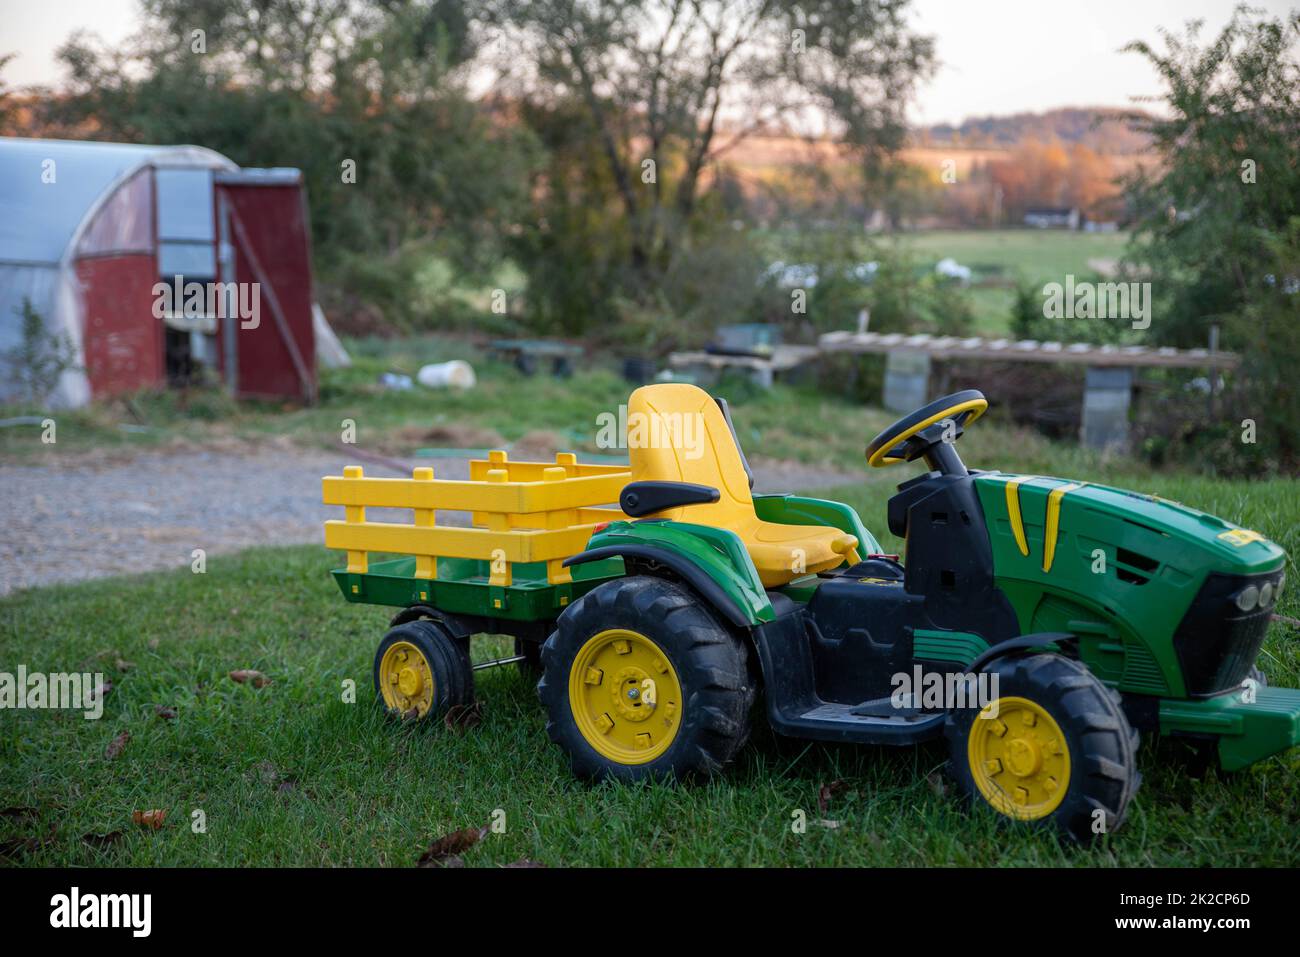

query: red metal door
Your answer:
[215,173,316,402]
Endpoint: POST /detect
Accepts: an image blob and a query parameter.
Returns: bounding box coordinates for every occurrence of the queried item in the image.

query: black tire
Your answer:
[373,620,474,721]
[538,576,753,781]
[945,653,1140,842]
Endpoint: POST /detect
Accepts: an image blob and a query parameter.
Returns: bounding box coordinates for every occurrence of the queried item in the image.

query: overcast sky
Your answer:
[1,0,1291,125]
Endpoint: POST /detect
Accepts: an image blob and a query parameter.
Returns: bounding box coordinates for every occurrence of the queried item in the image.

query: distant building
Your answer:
[1024,206,1080,230]
[0,137,317,407]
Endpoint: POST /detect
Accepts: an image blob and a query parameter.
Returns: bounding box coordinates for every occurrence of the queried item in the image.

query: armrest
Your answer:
[620,481,720,518]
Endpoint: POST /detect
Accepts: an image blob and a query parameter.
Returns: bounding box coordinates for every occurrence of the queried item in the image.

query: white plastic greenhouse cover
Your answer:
[0,137,236,407]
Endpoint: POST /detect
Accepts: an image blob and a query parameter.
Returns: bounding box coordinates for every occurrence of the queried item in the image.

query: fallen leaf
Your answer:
[82,831,124,849]
[90,680,113,701]
[147,638,160,650]
[104,730,130,760]
[115,658,135,673]
[229,669,270,688]
[444,701,483,731]
[416,826,488,867]
[0,806,38,822]
[0,827,56,861]
[276,780,297,794]
[925,772,947,797]
[131,809,167,830]
[401,707,419,721]
[154,705,177,720]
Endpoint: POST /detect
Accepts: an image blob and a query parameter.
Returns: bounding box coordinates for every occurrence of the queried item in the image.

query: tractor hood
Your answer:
[1056,482,1285,575]
[974,473,1285,699]
[975,474,1285,579]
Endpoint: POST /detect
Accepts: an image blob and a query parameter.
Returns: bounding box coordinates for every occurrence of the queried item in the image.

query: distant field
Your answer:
[762,227,1132,335]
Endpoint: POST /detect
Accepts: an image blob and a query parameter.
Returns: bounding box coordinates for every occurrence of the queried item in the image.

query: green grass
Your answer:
[2,348,1297,866]
[892,229,1130,283]
[760,227,1133,334]
[2,472,1298,866]
[0,337,1135,475]
[1,533,1296,867]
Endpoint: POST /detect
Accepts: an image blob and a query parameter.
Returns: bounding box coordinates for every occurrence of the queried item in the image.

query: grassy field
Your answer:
[0,335,1123,477]
[2,359,1298,867]
[761,227,1132,334]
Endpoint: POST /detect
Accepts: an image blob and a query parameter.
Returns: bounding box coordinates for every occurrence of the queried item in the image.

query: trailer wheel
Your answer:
[945,653,1140,842]
[373,620,473,722]
[539,576,752,781]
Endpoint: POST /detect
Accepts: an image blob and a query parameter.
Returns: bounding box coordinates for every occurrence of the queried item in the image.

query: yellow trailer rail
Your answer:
[323,451,629,616]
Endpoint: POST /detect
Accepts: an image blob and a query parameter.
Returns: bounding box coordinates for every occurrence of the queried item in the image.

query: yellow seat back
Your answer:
[627,383,755,527]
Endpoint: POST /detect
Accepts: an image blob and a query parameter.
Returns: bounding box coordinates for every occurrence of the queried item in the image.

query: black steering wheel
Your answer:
[866,390,988,469]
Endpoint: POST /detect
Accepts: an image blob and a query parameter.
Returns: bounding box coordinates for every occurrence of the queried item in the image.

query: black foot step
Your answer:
[849,694,944,719]
[800,702,937,726]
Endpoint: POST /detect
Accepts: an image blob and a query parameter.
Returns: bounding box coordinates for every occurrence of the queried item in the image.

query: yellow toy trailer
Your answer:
[322,450,630,716]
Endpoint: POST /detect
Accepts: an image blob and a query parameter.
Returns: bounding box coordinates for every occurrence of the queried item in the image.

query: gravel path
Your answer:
[0,445,857,595]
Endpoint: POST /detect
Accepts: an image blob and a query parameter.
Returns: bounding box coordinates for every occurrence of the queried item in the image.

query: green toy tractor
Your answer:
[326,383,1298,841]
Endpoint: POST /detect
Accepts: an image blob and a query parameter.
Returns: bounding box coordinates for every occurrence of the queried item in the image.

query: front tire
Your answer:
[539,576,753,781]
[945,653,1140,842]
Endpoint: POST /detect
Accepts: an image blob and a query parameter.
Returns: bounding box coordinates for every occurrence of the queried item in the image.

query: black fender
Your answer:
[388,604,472,641]
[968,632,1077,675]
[564,544,751,629]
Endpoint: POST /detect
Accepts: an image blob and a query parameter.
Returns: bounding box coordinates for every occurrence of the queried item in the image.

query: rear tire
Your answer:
[945,653,1140,842]
[539,576,752,781]
[373,620,474,722]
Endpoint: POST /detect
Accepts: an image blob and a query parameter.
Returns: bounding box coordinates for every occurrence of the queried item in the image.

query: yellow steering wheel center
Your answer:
[568,629,682,764]
[379,640,435,717]
[967,696,1071,820]
[867,397,988,468]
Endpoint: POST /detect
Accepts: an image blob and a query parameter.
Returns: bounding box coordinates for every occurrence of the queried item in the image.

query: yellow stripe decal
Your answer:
[1004,476,1036,556]
[1042,483,1084,573]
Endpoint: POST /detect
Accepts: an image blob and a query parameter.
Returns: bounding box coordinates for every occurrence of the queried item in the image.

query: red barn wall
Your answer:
[76,254,163,397]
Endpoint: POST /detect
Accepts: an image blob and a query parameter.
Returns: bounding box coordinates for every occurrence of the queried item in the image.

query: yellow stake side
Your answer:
[323,451,629,588]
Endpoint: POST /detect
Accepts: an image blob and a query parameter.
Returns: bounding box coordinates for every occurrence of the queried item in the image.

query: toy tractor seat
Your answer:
[624,383,858,587]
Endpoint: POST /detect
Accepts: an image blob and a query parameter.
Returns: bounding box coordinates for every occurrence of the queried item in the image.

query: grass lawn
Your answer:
[2,360,1298,866]
[759,227,1133,334]
[2,390,1300,868]
[1,530,1296,867]
[0,337,1125,476]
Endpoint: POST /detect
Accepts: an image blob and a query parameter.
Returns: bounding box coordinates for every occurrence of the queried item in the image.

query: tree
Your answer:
[1122,6,1300,346]
[1122,6,1300,471]
[33,1,536,276]
[482,0,934,334]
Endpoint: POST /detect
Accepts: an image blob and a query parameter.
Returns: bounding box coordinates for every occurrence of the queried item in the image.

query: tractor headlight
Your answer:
[1235,585,1260,612]
[1258,581,1274,608]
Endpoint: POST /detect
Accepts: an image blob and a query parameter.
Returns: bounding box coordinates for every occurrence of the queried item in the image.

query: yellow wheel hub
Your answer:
[967,695,1071,820]
[379,640,436,717]
[568,628,682,765]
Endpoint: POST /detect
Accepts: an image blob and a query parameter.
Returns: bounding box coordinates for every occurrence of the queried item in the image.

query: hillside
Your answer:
[918,106,1155,155]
